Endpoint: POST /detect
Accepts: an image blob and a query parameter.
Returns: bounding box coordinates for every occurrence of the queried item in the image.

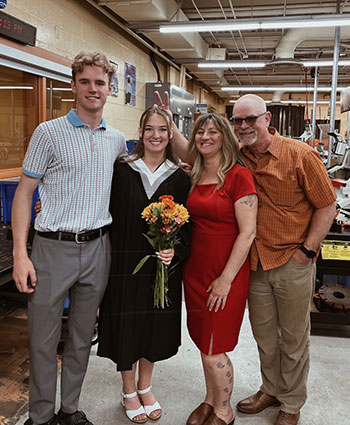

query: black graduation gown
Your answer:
[97,160,191,371]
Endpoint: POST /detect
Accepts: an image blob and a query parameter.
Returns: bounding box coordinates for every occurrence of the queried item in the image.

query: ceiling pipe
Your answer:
[311,65,320,148]
[183,3,350,20]
[328,2,341,167]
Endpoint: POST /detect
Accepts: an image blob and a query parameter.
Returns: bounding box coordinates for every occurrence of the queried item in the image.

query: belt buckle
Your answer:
[75,230,88,244]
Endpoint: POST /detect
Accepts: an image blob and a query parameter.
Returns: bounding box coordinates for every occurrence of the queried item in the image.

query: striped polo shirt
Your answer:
[22,109,127,232]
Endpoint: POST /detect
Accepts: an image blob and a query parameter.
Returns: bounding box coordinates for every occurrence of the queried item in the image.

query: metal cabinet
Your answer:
[146,82,195,140]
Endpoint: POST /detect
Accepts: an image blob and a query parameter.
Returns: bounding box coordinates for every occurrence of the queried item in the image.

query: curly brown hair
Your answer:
[71,51,115,84]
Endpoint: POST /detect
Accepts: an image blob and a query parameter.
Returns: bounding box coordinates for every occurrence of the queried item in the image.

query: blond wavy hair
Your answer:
[71,51,115,84]
[188,113,245,190]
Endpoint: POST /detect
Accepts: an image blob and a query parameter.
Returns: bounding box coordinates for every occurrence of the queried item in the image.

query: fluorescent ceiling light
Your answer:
[198,59,350,69]
[221,86,345,92]
[302,59,350,67]
[0,86,33,89]
[230,99,272,103]
[198,61,266,69]
[160,14,350,33]
[280,100,340,104]
[229,99,340,104]
[260,19,350,29]
[46,87,72,91]
[160,22,259,33]
[61,99,75,102]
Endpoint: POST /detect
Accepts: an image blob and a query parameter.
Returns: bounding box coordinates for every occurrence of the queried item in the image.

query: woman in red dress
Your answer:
[183,114,257,425]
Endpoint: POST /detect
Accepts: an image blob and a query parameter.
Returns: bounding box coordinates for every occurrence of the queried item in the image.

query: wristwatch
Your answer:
[299,245,317,259]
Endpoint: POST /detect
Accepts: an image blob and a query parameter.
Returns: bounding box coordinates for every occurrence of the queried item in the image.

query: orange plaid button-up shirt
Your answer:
[241,128,336,271]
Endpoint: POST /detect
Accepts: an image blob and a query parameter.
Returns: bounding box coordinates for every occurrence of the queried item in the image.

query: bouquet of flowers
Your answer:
[133,195,189,308]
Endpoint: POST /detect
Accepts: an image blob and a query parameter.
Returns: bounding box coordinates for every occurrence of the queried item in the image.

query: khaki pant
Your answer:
[248,258,315,414]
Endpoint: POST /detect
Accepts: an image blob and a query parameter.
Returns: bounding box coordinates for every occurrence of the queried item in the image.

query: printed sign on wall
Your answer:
[110,60,119,97]
[125,62,136,107]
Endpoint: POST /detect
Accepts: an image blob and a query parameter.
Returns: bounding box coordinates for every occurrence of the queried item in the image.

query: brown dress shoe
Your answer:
[202,412,235,425]
[187,403,214,425]
[236,390,280,414]
[275,410,300,425]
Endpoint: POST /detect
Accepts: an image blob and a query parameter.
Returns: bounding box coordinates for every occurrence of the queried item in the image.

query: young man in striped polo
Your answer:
[12,52,127,425]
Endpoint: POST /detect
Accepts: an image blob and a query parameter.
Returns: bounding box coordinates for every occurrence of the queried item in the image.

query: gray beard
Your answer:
[238,133,258,146]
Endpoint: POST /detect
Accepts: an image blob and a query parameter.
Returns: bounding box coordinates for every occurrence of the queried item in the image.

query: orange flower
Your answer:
[159,195,174,201]
[162,198,175,209]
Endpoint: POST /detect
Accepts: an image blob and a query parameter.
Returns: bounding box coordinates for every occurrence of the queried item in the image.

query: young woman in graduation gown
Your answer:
[97,106,191,424]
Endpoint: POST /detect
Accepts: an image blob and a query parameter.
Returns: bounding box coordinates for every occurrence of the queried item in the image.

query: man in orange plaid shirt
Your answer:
[232,94,336,425]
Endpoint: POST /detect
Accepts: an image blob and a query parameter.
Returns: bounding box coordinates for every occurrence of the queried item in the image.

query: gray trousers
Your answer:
[28,233,111,424]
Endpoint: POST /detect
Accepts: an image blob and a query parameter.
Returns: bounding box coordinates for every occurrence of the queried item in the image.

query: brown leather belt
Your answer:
[37,226,108,244]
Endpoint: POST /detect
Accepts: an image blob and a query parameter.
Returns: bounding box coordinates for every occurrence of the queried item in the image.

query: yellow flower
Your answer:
[172,203,189,225]
[134,195,190,309]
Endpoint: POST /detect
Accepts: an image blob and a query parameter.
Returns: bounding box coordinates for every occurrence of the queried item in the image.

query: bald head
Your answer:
[233,94,266,115]
[232,93,272,150]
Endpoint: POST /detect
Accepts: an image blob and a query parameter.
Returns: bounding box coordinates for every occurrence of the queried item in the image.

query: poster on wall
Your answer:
[110,60,119,97]
[125,62,136,107]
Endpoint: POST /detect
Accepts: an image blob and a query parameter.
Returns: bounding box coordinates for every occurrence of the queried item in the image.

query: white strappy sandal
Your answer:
[121,391,147,424]
[137,385,162,421]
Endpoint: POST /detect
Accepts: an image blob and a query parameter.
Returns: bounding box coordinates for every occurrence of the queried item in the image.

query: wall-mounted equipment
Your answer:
[146,82,195,140]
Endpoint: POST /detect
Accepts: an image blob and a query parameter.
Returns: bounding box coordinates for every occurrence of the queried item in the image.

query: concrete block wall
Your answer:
[4,0,226,139]
[4,0,171,140]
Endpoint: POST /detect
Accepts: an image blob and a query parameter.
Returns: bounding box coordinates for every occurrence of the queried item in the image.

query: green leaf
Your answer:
[142,233,155,249]
[132,255,151,274]
[154,207,161,218]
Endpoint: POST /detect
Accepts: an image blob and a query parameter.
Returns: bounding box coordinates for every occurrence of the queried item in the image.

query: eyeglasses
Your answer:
[230,112,266,127]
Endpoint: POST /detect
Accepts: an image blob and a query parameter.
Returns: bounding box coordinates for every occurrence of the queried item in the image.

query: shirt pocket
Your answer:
[264,179,299,207]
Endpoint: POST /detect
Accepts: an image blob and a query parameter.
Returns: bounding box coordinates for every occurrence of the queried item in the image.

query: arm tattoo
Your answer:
[217,362,224,369]
[224,387,229,393]
[222,400,228,406]
[240,194,256,207]
[226,371,232,377]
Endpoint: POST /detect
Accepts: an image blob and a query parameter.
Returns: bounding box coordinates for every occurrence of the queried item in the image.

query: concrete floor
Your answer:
[15,304,350,425]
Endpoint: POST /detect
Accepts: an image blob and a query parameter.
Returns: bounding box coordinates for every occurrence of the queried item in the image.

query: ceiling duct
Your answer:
[271,90,284,104]
[275,26,350,60]
[267,58,302,69]
[104,0,208,60]
[269,26,350,69]
[204,48,227,79]
[98,0,176,21]
[206,48,226,61]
